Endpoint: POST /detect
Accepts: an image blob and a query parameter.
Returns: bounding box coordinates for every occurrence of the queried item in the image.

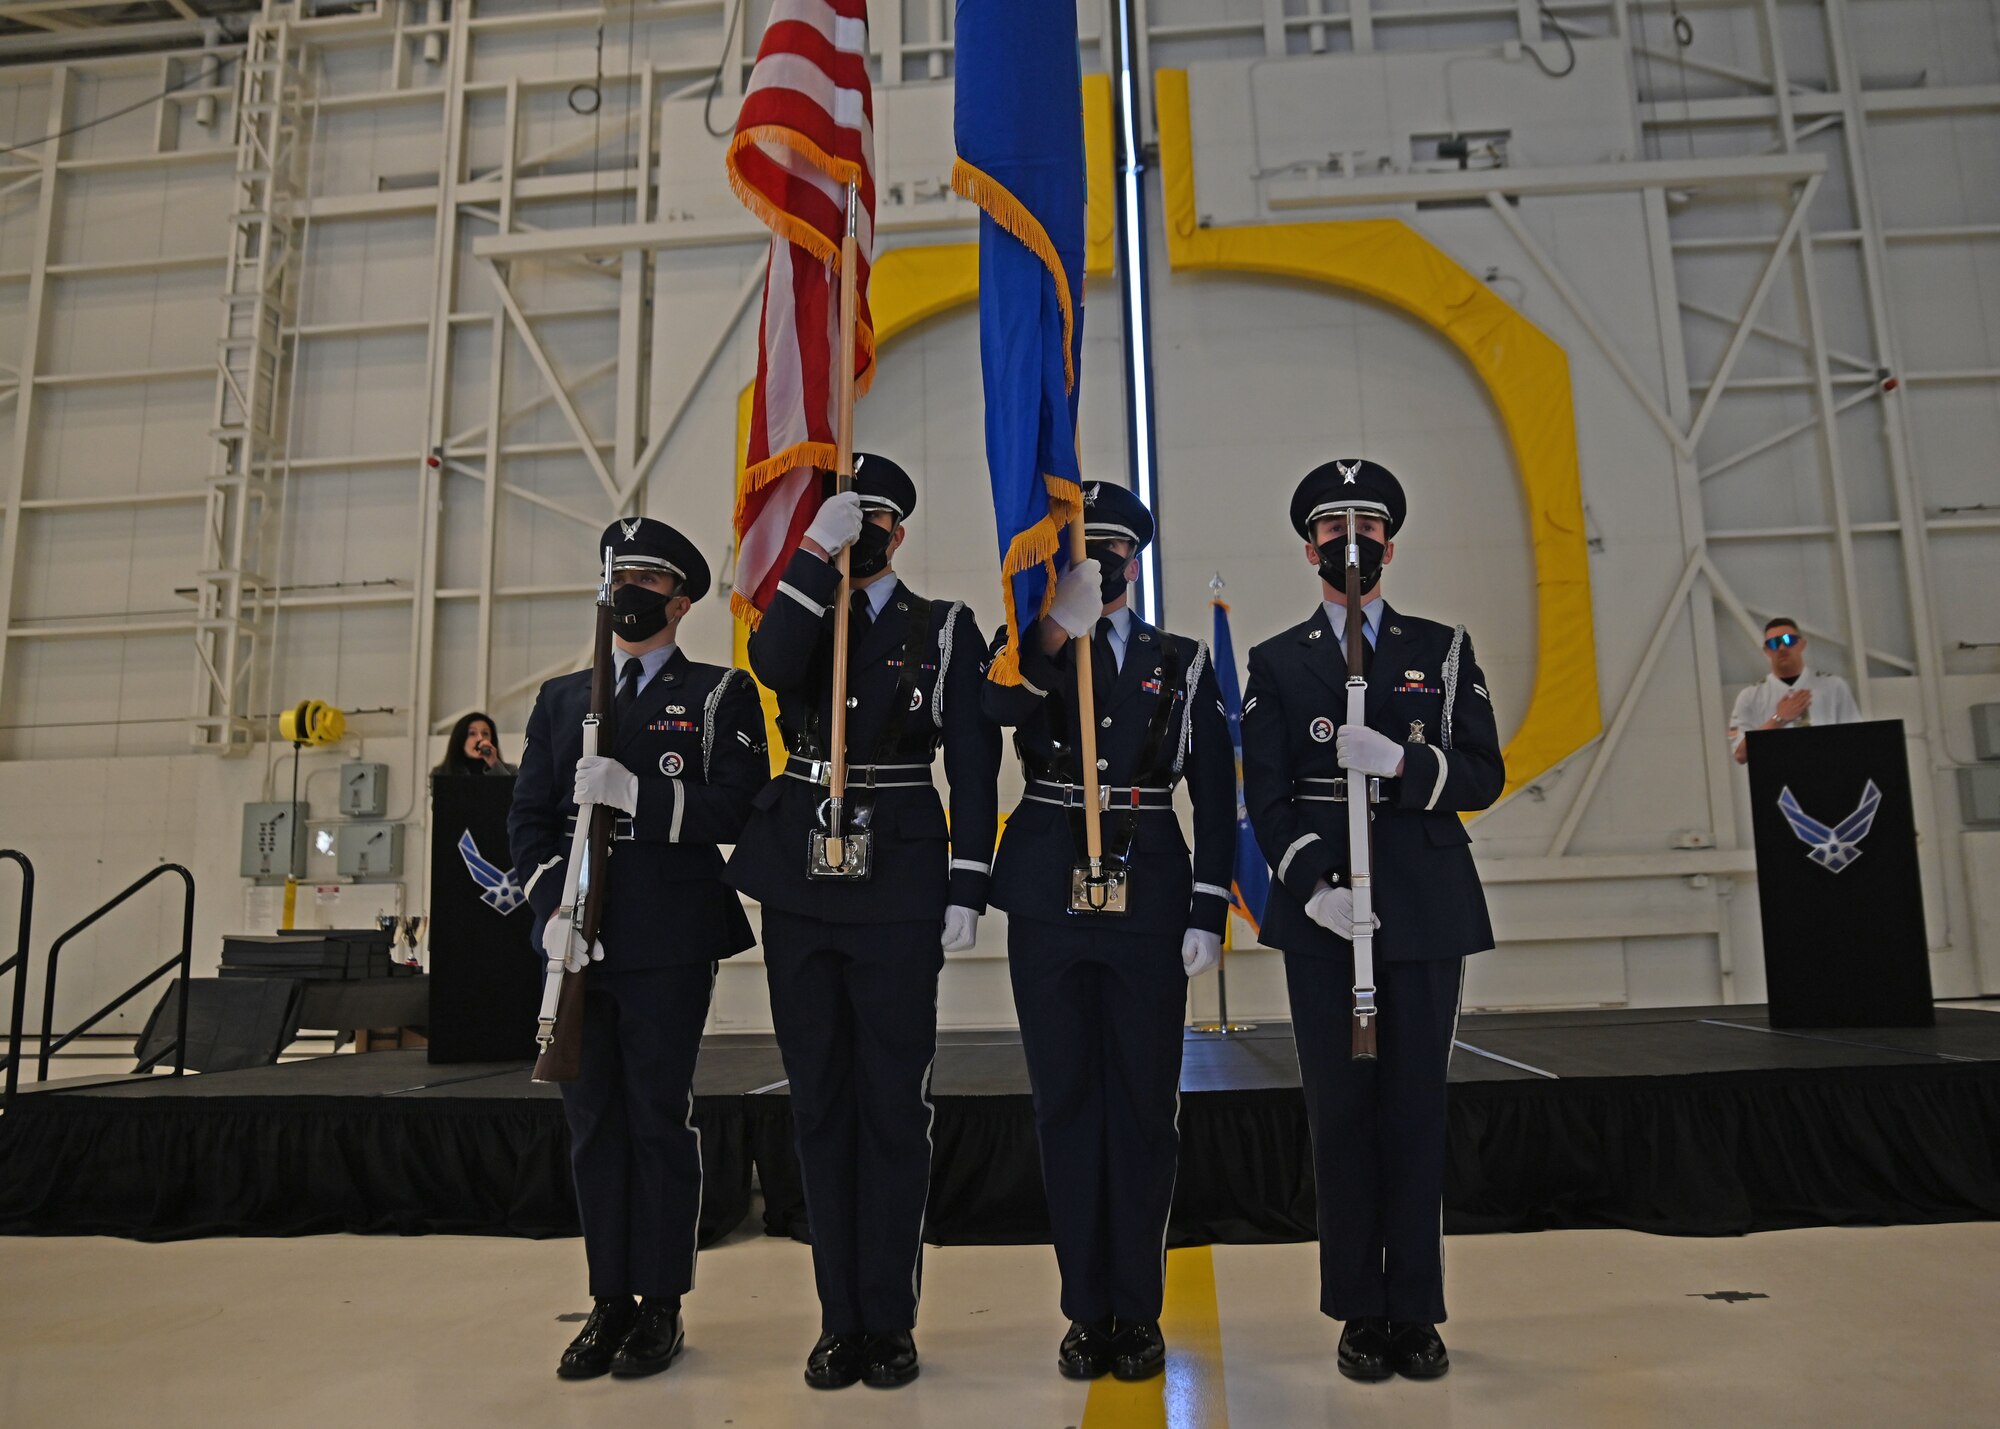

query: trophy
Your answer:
[377,914,425,969]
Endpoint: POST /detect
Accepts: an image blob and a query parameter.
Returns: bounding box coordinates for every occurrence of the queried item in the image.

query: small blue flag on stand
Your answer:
[951,0,1087,685]
[1211,587,1270,933]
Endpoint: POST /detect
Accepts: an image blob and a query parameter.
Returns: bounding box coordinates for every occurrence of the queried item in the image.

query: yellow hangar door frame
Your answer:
[1151,69,1601,803]
[728,70,1598,802]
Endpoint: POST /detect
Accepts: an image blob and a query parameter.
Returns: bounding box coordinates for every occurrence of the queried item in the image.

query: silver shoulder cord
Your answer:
[701,668,743,778]
[933,600,965,730]
[1175,638,1211,774]
[1441,625,1467,749]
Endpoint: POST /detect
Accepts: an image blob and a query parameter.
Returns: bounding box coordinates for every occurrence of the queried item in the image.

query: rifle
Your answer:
[1342,536,1380,1061]
[532,546,620,1083]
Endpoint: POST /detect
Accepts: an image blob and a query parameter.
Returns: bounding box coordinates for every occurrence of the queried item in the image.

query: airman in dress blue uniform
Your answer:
[725,454,1001,1391]
[1241,460,1504,1383]
[509,517,768,1382]
[981,482,1235,1384]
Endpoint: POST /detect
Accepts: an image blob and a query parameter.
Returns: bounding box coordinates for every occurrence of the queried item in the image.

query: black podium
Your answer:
[428,775,541,1061]
[1745,719,1932,1028]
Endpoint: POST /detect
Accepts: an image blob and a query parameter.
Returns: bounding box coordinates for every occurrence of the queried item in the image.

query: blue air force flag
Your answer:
[951,0,1088,685]
[1212,592,1270,932]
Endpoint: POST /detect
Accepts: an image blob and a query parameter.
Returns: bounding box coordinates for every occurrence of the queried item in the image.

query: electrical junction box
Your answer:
[340,762,389,817]
[1958,766,2000,829]
[336,822,404,880]
[1972,703,2000,762]
[241,803,306,884]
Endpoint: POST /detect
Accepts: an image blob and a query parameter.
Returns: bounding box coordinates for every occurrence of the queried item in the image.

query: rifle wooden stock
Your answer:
[531,592,620,1083]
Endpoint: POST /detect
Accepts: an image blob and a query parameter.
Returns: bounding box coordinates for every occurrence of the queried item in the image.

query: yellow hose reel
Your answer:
[279,699,346,747]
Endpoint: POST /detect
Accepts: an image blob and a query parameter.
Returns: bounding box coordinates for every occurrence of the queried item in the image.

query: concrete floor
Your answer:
[3,1223,1997,1427]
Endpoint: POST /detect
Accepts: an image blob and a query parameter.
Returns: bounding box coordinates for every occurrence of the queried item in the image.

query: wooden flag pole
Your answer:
[1067,493,1105,874]
[822,178,861,868]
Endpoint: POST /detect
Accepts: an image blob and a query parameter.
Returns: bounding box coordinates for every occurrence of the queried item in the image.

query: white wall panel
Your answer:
[1,1,1996,1038]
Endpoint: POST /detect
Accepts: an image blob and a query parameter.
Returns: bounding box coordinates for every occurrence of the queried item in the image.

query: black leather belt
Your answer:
[783,755,933,789]
[1024,778,1175,811]
[563,813,635,840]
[1293,775,1398,803]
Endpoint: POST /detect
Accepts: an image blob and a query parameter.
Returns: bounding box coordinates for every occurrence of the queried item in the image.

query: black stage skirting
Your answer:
[4,1005,1999,1244]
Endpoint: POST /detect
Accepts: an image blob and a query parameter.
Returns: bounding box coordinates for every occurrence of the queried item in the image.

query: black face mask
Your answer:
[611,581,675,642]
[1086,540,1130,605]
[1313,534,1386,595]
[849,521,894,580]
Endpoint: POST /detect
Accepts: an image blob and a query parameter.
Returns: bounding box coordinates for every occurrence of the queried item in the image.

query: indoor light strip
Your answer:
[1113,0,1163,625]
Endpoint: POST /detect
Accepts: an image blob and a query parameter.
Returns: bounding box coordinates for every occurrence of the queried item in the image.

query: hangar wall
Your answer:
[0,0,1994,1036]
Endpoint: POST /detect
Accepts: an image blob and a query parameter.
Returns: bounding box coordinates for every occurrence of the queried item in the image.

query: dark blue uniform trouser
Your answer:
[560,962,717,1300]
[1009,920,1188,1326]
[762,909,942,1336]
[1285,948,1463,1324]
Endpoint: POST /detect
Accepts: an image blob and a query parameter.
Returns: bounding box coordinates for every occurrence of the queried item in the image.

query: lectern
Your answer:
[428,775,541,1061]
[1744,719,1932,1027]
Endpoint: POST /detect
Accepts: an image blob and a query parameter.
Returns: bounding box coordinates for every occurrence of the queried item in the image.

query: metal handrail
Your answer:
[37,864,195,1083]
[1,850,32,1106]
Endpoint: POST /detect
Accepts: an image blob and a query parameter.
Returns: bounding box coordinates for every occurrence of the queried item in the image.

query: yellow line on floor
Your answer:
[1080,1246,1229,1429]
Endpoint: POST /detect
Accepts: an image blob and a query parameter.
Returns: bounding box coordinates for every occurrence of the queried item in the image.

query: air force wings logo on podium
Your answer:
[457,829,527,914]
[1777,780,1882,874]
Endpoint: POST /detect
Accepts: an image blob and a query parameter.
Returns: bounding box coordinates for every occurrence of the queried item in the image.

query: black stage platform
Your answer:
[4,1005,1998,1244]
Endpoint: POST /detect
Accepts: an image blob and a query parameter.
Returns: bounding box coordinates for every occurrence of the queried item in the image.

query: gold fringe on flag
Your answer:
[988,473,1083,686]
[949,158,1078,394]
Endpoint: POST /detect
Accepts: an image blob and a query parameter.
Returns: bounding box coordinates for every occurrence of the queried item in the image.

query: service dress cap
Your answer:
[846,451,918,522]
[1082,480,1155,552]
[598,516,713,602]
[1290,459,1407,540]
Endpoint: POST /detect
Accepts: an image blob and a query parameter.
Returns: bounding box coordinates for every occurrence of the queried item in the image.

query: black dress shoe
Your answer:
[1111,1320,1166,1382]
[557,1296,637,1381]
[610,1299,685,1378]
[1058,1319,1116,1380]
[1336,1317,1394,1383]
[804,1331,870,1390]
[1388,1321,1450,1379]
[863,1329,919,1388]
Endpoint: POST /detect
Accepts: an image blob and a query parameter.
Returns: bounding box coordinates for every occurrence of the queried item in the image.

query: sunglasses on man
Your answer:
[1763,632,1801,651]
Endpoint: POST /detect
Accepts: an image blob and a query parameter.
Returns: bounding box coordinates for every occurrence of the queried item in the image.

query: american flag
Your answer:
[725,0,876,627]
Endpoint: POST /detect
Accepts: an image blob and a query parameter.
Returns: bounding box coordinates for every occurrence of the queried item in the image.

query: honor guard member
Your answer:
[1241,460,1504,1383]
[725,454,1001,1391]
[508,517,768,1382]
[981,482,1234,1384]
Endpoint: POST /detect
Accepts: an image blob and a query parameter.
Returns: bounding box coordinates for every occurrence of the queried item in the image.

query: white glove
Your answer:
[941,904,980,953]
[1305,883,1379,941]
[1181,927,1222,978]
[1337,722,1406,778]
[1047,558,1104,639]
[543,910,604,973]
[804,490,865,557]
[574,753,638,815]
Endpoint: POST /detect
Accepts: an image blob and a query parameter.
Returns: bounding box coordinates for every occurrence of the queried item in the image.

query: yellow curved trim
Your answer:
[1153,70,1598,801]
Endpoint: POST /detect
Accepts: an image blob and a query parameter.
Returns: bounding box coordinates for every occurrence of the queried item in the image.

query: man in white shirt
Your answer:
[1728,617,1860,764]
